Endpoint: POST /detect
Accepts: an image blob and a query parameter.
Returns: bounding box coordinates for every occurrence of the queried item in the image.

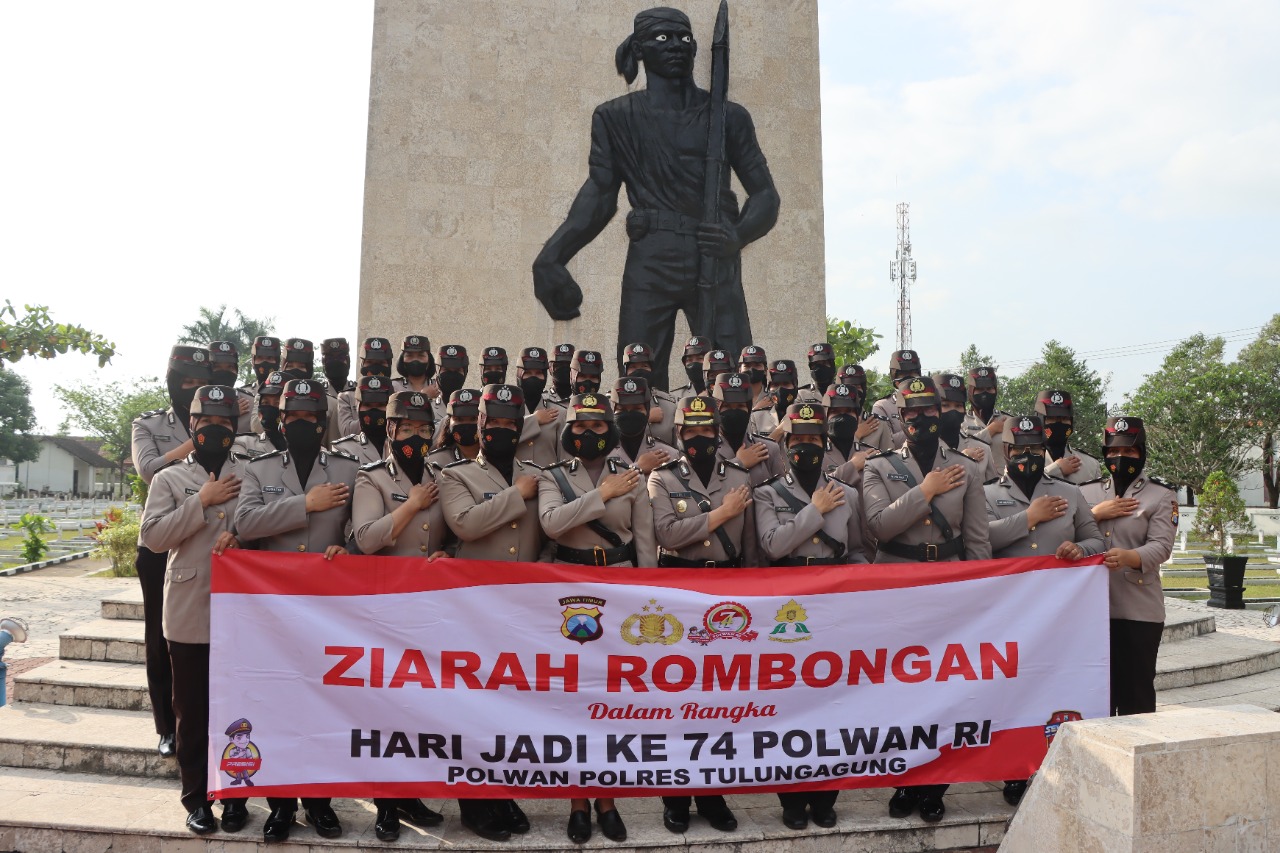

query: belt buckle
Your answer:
[704,560,718,569]
[805,556,819,566]
[593,545,608,567]
[925,544,939,562]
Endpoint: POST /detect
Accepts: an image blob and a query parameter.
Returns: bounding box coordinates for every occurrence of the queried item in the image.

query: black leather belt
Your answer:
[556,542,637,566]
[627,208,700,237]
[878,538,965,562]
[658,554,741,569]
[777,556,846,567]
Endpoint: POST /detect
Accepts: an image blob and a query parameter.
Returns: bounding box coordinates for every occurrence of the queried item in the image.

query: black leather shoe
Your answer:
[186,805,217,835]
[566,810,591,844]
[888,787,921,818]
[493,799,529,834]
[662,806,689,833]
[811,805,837,828]
[594,804,626,842]
[398,798,444,827]
[304,805,343,838]
[781,806,808,830]
[919,796,946,823]
[158,733,176,758]
[221,800,249,833]
[263,807,295,843]
[696,798,737,832]
[375,806,401,842]
[1003,779,1028,806]
[462,808,511,842]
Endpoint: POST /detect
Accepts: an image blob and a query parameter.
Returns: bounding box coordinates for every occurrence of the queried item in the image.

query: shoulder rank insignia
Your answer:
[442,458,472,469]
[250,449,286,462]
[359,460,385,472]
[1078,476,1105,486]
[328,448,359,463]
[1147,475,1175,490]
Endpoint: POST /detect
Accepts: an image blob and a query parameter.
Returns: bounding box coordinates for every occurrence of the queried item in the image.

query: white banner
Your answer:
[208,552,1109,800]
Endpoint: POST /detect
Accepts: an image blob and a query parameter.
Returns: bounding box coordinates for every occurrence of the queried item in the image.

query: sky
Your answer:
[3,1,1277,432]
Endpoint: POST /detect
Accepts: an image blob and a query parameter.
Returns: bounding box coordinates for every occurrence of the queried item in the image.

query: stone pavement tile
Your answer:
[0,574,136,662]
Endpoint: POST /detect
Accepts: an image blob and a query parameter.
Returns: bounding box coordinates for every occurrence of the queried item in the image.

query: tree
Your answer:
[1192,471,1254,557]
[0,301,116,367]
[1124,334,1266,501]
[178,305,275,385]
[958,344,998,376]
[1002,341,1110,455]
[1237,315,1280,508]
[54,379,169,499]
[0,369,41,465]
[826,317,882,368]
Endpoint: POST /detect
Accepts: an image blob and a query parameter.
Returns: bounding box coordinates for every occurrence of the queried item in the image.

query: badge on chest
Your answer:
[263,486,284,494]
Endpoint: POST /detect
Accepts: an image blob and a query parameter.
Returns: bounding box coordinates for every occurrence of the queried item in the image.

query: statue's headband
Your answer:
[616,7,694,84]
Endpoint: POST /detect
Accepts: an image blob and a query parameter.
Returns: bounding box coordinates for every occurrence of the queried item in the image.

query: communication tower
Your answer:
[889,202,917,351]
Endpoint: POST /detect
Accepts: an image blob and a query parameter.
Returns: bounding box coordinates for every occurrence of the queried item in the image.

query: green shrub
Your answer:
[95,509,140,577]
[19,513,55,564]
[1192,472,1254,558]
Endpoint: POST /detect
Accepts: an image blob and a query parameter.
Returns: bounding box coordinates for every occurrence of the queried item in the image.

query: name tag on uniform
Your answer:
[776,506,795,513]
[668,491,693,499]
[888,473,908,482]
[156,435,171,442]
[996,500,1016,506]
[263,486,284,494]
[483,492,499,500]
[185,488,199,495]
[391,493,408,503]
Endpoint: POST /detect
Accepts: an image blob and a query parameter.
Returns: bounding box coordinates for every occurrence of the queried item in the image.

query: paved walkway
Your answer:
[1166,598,1280,643]
[0,558,134,663]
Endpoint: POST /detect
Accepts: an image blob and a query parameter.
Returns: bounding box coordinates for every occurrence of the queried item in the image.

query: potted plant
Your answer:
[1192,471,1255,609]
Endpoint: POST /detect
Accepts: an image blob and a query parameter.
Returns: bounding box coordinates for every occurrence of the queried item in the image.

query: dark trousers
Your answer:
[904,784,948,799]
[663,794,731,813]
[168,640,211,813]
[136,546,175,737]
[777,790,838,812]
[267,796,330,813]
[1111,618,1163,715]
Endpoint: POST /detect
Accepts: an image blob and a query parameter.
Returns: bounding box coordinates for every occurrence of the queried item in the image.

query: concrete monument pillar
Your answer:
[358,0,825,387]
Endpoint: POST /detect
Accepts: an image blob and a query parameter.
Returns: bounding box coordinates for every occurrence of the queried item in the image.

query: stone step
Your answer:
[59,618,144,664]
[100,589,143,621]
[1161,609,1215,644]
[12,660,149,711]
[1159,667,1280,712]
[1154,632,1280,691]
[0,766,1015,853]
[0,702,175,779]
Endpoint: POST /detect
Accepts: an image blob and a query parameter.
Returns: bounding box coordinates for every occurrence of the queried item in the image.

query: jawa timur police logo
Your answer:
[623,380,639,394]
[496,387,513,402]
[558,345,572,354]
[220,718,262,786]
[1050,392,1065,405]
[458,390,474,403]
[1018,418,1035,432]
[291,340,306,350]
[728,375,743,388]
[559,596,606,644]
[529,348,541,358]
[410,394,426,407]
[1044,710,1082,747]
[488,348,500,357]
[835,385,851,397]
[368,378,383,390]
[745,347,759,356]
[192,350,206,362]
[584,352,597,363]
[208,387,225,402]
[901,350,915,360]
[631,345,645,354]
[409,337,422,347]
[769,599,812,643]
[621,599,683,645]
[218,342,232,353]
[370,340,383,350]
[687,601,758,645]
[1114,418,1130,432]
[776,361,788,371]
[445,346,458,356]
[296,381,312,395]
[949,377,962,388]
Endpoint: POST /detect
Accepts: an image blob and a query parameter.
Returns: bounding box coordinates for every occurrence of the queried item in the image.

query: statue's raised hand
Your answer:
[533,259,583,321]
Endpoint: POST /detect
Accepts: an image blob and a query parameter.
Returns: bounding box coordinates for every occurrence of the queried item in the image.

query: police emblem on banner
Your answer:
[559,596,606,644]
[768,599,812,643]
[1044,710,1082,747]
[620,598,683,645]
[687,601,758,645]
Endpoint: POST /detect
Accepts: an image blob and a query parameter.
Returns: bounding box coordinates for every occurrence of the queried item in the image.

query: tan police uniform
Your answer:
[754,469,868,565]
[352,456,450,557]
[332,431,384,466]
[863,445,992,563]
[956,430,1001,482]
[985,474,1105,556]
[336,388,359,438]
[437,454,549,561]
[616,430,679,471]
[649,457,758,567]
[1046,445,1103,484]
[234,448,359,552]
[233,432,281,458]
[519,396,567,468]
[538,456,658,567]
[1080,475,1176,624]
[133,408,192,485]
[649,388,678,446]
[716,431,785,487]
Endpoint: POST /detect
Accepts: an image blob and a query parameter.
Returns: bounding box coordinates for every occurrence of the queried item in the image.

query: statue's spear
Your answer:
[697,0,729,348]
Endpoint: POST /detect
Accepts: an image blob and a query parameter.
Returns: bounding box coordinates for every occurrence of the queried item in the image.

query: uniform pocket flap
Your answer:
[168,568,198,583]
[1121,569,1148,586]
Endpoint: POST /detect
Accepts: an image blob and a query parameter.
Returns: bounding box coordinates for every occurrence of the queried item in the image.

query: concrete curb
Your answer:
[0,549,95,578]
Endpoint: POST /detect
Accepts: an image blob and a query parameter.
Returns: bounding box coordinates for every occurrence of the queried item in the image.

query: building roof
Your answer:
[41,435,117,469]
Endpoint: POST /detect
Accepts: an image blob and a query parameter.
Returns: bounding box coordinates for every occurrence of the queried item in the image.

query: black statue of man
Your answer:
[532,6,780,390]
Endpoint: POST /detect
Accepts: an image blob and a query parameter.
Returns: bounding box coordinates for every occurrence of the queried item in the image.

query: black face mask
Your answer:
[562,426,615,460]
[360,362,389,378]
[905,413,941,467]
[1007,451,1045,498]
[684,362,705,393]
[810,365,836,392]
[284,419,324,456]
[520,376,546,409]
[193,424,234,474]
[259,405,281,434]
[437,371,466,399]
[828,414,858,442]
[971,392,996,424]
[573,377,600,395]
[168,379,197,416]
[939,410,966,448]
[681,433,718,462]
[481,370,505,386]
[1106,453,1145,497]
[1044,423,1072,459]
[324,363,349,390]
[399,357,431,378]
[393,435,429,484]
[281,367,309,381]
[360,408,387,449]
[627,368,653,386]
[211,369,238,387]
[451,423,479,447]
[789,441,824,472]
[773,387,799,414]
[720,408,750,448]
[616,409,648,438]
[253,363,276,386]
[745,368,766,386]
[552,365,572,398]
[482,426,520,459]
